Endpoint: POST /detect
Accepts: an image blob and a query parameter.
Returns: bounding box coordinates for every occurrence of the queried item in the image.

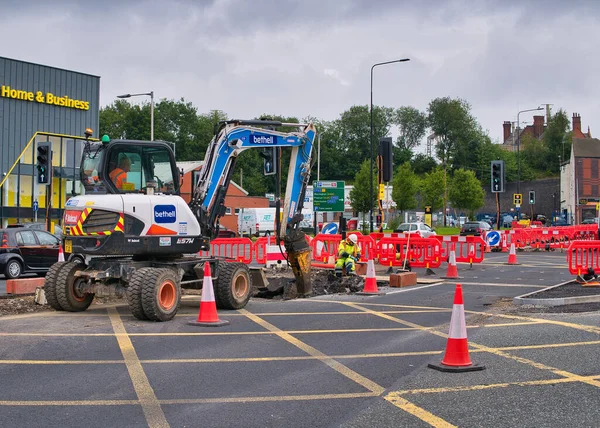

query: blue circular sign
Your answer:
[486,231,500,246]
[321,222,339,234]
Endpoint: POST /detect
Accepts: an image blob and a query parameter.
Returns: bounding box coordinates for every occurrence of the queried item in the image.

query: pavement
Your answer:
[1,251,600,427]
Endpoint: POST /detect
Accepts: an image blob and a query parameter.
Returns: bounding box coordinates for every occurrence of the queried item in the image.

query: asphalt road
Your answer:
[1,251,599,427]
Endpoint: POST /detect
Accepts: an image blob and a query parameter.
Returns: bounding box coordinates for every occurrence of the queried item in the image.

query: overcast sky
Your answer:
[2,0,599,148]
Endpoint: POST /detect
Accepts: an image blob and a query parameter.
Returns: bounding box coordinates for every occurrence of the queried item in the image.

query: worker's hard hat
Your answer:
[348,234,358,244]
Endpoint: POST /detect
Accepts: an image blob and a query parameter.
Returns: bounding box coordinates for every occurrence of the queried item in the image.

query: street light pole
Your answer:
[370,58,410,233]
[117,91,155,141]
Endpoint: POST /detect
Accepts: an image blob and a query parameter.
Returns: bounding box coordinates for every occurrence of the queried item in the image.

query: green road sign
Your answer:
[313,181,345,212]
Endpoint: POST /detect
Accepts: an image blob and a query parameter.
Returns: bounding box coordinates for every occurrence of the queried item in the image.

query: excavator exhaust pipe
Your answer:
[284,231,312,296]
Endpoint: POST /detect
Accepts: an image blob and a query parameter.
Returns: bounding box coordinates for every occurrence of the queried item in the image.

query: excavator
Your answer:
[44,120,316,321]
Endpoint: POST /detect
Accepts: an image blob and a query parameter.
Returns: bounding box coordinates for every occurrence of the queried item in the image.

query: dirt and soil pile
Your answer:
[255,268,365,300]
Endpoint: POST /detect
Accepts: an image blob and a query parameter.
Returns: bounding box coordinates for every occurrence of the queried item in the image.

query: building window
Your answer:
[225,207,232,215]
[234,208,240,215]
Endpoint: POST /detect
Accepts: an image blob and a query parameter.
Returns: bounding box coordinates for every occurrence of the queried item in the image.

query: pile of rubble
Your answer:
[256,268,365,300]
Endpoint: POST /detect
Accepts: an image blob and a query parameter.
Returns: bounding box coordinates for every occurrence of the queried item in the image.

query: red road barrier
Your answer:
[433,236,485,264]
[199,238,253,263]
[568,240,600,276]
[377,236,442,269]
[254,236,287,265]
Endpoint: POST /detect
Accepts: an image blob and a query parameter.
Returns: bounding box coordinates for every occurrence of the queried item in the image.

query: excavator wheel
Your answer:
[44,261,70,311]
[55,262,95,312]
[126,268,152,321]
[141,268,181,322]
[214,262,252,309]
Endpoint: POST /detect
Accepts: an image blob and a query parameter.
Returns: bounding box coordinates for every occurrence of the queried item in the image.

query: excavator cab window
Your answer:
[104,144,179,194]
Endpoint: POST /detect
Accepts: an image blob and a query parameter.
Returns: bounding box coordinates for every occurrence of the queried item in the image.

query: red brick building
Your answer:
[502,112,591,151]
[177,161,269,233]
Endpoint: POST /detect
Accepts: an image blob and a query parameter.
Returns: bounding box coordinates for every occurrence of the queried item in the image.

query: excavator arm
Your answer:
[190,120,317,295]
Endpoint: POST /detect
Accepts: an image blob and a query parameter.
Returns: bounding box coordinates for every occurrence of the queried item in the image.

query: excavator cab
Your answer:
[81,137,180,196]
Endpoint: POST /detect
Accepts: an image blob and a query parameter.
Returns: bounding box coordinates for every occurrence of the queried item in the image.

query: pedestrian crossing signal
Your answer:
[514,193,522,205]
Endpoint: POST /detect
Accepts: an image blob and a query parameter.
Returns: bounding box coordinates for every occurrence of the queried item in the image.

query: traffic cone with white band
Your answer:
[507,243,518,265]
[441,249,461,279]
[58,244,65,262]
[188,262,230,327]
[428,284,485,372]
[357,258,385,295]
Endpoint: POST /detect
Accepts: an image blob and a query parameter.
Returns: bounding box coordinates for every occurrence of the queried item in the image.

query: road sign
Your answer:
[33,201,38,212]
[321,222,339,234]
[313,181,345,212]
[486,231,501,247]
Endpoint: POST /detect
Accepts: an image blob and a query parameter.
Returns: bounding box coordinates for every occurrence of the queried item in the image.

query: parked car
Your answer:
[7,222,63,239]
[394,222,437,238]
[460,221,492,237]
[217,226,237,238]
[0,227,61,278]
[582,218,598,225]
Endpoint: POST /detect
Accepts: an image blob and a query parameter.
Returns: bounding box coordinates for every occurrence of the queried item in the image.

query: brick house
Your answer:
[177,161,269,233]
[502,112,591,151]
[560,138,600,224]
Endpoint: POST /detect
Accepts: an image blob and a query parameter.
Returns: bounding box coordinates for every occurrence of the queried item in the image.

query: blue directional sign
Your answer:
[486,230,500,247]
[33,201,38,212]
[321,222,339,234]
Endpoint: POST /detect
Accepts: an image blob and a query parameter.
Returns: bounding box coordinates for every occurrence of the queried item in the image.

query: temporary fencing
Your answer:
[377,236,442,270]
[198,238,253,263]
[433,236,486,264]
[567,240,600,276]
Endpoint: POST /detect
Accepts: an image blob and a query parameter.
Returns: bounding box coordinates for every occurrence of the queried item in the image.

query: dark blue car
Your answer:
[0,227,61,278]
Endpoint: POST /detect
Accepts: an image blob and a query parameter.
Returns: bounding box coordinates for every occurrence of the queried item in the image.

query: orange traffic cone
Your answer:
[441,249,461,279]
[58,244,65,262]
[188,263,230,327]
[429,284,485,372]
[507,243,519,265]
[357,258,385,295]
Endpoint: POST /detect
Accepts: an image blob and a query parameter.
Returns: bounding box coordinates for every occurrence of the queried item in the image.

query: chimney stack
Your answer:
[533,115,544,138]
[503,121,511,143]
[573,113,582,133]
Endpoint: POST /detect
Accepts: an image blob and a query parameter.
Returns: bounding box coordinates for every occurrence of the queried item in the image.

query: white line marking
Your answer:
[386,282,445,294]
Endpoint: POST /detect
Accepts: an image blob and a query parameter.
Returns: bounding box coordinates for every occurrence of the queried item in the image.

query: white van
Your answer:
[238,208,276,236]
[238,208,314,236]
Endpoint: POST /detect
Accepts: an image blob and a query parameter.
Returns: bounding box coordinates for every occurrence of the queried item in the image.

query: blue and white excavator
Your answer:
[45,120,316,321]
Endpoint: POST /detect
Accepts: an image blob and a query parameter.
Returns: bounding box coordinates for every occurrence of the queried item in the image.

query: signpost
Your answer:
[486,230,501,248]
[33,200,38,222]
[313,181,345,212]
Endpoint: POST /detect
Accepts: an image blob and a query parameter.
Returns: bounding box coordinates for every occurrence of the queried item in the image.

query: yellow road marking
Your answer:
[0,400,139,406]
[395,375,600,395]
[160,391,379,404]
[108,308,168,428]
[344,302,600,392]
[239,309,385,395]
[384,393,457,428]
[0,327,424,337]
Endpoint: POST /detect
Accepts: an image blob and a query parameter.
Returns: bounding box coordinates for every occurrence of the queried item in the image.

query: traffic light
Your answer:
[260,147,276,176]
[490,160,505,193]
[379,137,393,182]
[529,190,535,204]
[36,142,51,184]
[514,194,522,205]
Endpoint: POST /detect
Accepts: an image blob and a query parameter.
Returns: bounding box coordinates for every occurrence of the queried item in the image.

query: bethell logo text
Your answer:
[252,134,276,144]
[154,205,177,223]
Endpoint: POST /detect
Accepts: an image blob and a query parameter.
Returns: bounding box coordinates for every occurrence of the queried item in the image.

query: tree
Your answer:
[448,168,485,218]
[349,160,377,223]
[427,97,478,168]
[542,109,571,171]
[395,106,427,151]
[392,162,419,213]
[411,153,437,175]
[419,167,445,211]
